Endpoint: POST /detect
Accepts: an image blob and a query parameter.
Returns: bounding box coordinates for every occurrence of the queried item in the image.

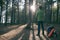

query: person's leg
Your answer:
[41,21,44,35]
[37,21,40,35]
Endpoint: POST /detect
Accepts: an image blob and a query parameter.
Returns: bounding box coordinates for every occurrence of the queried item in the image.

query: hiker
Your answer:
[36,6,44,36]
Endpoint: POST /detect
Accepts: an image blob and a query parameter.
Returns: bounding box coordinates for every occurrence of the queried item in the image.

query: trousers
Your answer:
[37,21,44,35]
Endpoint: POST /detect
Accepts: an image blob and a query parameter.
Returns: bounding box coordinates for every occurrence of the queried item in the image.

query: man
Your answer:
[36,6,44,36]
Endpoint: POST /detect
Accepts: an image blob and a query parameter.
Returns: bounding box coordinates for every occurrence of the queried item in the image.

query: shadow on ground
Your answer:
[10,24,36,40]
[10,24,30,40]
[0,25,21,35]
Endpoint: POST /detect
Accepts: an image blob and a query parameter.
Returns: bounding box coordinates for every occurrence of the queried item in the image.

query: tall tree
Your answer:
[0,0,4,23]
[24,0,27,24]
[11,0,15,24]
[5,0,8,25]
[17,0,20,24]
[56,0,59,23]
[28,0,33,28]
[45,0,51,23]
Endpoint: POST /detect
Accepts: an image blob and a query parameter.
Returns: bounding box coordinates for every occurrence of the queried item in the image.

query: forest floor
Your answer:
[0,23,60,40]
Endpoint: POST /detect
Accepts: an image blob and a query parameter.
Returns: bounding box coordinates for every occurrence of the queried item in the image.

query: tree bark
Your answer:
[5,0,8,25]
[11,0,15,24]
[56,1,59,23]
[17,0,20,24]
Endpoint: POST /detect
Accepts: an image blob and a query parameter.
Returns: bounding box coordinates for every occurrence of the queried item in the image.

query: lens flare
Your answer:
[30,5,36,12]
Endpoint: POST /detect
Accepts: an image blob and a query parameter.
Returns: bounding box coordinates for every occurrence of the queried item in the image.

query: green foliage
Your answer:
[58,0,60,2]
[0,0,4,6]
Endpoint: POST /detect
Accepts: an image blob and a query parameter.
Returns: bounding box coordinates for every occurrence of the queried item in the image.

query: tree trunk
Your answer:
[24,0,27,24]
[56,1,59,23]
[0,0,3,23]
[17,0,20,24]
[11,0,15,24]
[28,0,33,28]
[5,0,8,25]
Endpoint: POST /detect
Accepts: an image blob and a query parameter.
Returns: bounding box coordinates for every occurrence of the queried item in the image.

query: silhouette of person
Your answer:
[36,6,44,36]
